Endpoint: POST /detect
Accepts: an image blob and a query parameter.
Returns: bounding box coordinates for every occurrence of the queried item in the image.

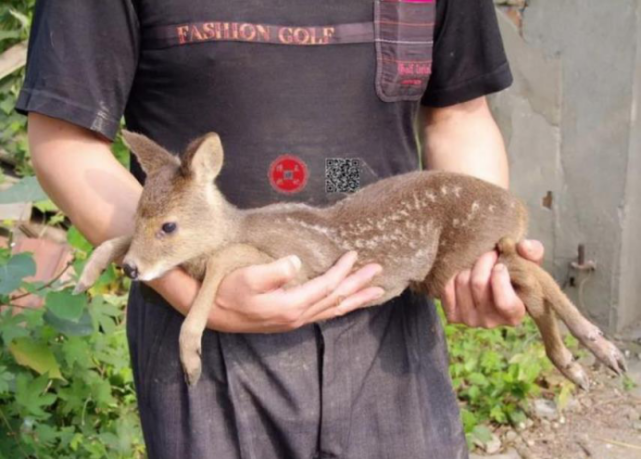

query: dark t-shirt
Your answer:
[16,1,511,458]
[16,0,510,208]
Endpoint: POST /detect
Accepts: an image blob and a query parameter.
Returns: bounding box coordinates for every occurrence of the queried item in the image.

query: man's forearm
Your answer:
[421,96,509,189]
[28,113,142,245]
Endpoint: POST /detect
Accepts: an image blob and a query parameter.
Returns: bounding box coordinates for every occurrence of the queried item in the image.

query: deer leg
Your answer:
[550,303,627,375]
[500,249,589,388]
[498,237,625,377]
[529,301,590,390]
[179,244,274,387]
[73,235,132,294]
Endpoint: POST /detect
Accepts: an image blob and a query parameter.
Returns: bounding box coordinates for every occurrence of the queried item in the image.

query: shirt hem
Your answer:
[421,62,514,107]
[14,87,120,141]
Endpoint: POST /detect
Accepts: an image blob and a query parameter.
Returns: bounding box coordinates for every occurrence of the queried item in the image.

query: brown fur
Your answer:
[76,131,627,387]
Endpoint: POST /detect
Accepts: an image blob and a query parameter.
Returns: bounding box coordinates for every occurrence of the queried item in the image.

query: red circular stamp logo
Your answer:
[268,154,308,194]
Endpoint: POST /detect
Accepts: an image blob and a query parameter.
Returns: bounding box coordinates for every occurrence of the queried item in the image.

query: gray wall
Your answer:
[490,0,641,334]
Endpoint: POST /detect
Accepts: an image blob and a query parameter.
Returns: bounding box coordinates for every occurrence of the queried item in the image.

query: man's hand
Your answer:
[208,251,384,333]
[442,239,544,328]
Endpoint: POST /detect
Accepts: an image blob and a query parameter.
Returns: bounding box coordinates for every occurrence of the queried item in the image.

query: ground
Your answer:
[472,340,641,459]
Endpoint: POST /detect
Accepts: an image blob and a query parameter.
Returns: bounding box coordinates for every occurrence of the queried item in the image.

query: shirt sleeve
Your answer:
[14,0,140,141]
[421,0,513,107]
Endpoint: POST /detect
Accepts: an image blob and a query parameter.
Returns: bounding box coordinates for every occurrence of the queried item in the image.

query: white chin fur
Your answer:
[138,268,166,282]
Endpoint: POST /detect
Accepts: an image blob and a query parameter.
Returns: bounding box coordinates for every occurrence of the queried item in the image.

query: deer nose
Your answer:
[123,262,139,280]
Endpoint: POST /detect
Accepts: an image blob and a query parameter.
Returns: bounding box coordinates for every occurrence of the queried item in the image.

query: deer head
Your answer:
[120,131,236,281]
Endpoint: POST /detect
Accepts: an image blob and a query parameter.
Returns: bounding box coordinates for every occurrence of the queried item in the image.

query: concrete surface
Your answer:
[490,1,641,334]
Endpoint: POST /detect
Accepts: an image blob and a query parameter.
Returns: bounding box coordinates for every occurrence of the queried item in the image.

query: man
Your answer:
[17,0,543,457]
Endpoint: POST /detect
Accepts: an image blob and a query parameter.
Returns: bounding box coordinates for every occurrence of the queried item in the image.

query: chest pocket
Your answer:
[374,0,436,102]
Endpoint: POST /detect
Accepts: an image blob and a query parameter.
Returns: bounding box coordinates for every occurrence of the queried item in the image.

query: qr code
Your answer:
[325,158,361,193]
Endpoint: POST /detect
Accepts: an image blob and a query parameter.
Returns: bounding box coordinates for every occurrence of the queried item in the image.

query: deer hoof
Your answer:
[73,282,88,295]
[581,334,627,375]
[179,329,203,387]
[181,350,202,387]
[562,362,590,390]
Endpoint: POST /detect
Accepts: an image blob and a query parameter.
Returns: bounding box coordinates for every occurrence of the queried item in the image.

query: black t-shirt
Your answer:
[16,0,511,209]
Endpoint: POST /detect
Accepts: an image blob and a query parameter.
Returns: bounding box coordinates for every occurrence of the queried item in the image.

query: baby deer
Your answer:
[75,131,626,388]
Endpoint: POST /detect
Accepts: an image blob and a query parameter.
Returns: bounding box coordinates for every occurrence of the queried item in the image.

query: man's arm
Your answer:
[421,96,544,328]
[423,96,509,187]
[28,113,382,332]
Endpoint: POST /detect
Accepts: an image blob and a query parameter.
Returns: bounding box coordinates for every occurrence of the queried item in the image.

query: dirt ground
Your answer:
[472,341,641,459]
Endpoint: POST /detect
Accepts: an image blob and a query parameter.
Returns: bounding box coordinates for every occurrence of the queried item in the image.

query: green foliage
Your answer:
[0,245,145,458]
[0,0,34,178]
[0,0,128,182]
[1,5,142,454]
[437,303,574,446]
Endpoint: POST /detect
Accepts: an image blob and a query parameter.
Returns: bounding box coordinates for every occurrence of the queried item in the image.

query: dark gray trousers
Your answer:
[126,281,468,459]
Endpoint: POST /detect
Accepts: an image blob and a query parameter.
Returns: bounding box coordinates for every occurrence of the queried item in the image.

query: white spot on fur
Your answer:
[471,201,480,212]
[488,205,495,213]
[440,186,448,195]
[404,220,416,230]
[412,193,422,210]
[452,186,461,198]
[424,191,437,202]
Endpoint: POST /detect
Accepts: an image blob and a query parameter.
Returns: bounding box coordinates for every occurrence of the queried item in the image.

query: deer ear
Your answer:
[180,133,224,182]
[121,130,179,176]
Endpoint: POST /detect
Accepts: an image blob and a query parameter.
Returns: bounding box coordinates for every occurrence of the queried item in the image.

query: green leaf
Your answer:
[0,252,36,294]
[0,30,21,42]
[460,408,478,433]
[0,309,29,343]
[15,374,57,418]
[60,336,92,368]
[0,365,13,393]
[89,296,120,334]
[8,9,30,29]
[66,226,93,253]
[44,309,93,336]
[9,338,62,379]
[508,409,527,425]
[489,405,507,423]
[0,176,47,204]
[468,372,488,386]
[0,97,14,114]
[32,199,58,213]
[45,289,87,322]
[471,424,492,444]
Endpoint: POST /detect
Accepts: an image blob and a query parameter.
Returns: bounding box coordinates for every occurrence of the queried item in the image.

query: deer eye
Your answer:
[161,222,177,234]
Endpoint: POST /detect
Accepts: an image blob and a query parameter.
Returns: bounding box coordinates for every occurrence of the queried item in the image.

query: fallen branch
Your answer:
[0,41,27,80]
[595,437,641,451]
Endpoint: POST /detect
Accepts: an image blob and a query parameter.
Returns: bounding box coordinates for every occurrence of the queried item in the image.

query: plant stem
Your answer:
[10,259,74,301]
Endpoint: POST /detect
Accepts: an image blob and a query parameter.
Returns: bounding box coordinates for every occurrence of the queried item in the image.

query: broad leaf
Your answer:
[67,226,93,252]
[0,176,47,204]
[45,289,87,322]
[0,310,29,343]
[9,338,62,379]
[0,252,36,295]
[44,309,94,336]
[15,374,57,417]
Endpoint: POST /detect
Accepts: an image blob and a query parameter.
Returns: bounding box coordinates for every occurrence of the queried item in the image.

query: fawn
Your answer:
[75,131,626,388]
